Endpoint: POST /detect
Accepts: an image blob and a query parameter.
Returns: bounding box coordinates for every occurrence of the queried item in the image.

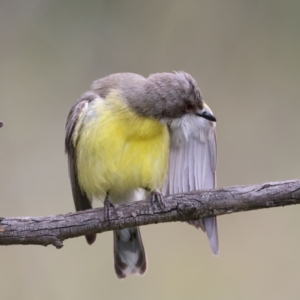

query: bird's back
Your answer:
[92,73,146,99]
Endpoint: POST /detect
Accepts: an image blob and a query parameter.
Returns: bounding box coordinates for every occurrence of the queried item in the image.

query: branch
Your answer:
[0,179,299,248]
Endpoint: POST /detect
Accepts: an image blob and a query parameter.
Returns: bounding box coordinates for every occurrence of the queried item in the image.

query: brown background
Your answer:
[0,1,300,299]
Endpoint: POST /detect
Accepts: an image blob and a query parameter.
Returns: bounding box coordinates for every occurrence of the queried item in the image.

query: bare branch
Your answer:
[0,179,299,248]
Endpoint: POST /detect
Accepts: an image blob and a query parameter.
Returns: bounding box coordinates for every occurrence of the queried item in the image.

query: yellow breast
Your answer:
[75,90,170,202]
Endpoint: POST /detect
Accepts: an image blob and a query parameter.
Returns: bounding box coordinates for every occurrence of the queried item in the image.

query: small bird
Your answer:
[65,72,217,278]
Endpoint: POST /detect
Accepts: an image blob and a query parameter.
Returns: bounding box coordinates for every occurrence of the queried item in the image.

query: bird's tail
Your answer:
[113,227,147,279]
[188,217,219,256]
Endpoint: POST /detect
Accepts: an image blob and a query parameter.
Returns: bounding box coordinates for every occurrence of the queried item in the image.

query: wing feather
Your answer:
[163,119,219,255]
[182,142,189,192]
[65,92,98,245]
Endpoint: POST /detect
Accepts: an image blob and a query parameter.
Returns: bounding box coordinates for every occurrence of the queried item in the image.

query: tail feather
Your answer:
[188,217,219,256]
[114,227,147,279]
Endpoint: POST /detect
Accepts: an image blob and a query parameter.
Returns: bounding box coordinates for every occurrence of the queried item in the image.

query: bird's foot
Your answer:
[104,197,117,222]
[147,190,166,211]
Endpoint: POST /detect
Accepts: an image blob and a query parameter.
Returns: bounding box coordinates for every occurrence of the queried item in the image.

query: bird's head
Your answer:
[140,71,216,123]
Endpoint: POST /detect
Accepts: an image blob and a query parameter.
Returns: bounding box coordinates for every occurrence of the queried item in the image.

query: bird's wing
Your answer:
[65,92,98,245]
[163,118,218,255]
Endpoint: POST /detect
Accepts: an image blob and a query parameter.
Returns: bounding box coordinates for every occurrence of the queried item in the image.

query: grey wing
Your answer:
[65,92,98,245]
[163,125,219,255]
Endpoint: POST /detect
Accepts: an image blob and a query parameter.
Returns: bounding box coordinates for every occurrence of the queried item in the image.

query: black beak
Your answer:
[196,111,217,122]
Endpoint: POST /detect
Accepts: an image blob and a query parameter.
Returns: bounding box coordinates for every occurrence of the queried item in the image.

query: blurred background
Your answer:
[0,1,299,299]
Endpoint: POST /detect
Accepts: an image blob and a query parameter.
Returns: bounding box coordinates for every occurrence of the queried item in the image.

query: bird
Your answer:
[65,71,217,278]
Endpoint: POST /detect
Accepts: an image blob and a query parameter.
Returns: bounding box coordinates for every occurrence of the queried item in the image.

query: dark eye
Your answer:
[185,103,194,111]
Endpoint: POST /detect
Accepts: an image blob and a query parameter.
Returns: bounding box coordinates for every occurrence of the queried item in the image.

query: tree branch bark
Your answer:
[0,179,299,248]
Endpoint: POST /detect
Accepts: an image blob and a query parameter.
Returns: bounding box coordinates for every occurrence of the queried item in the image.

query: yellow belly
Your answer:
[75,91,169,202]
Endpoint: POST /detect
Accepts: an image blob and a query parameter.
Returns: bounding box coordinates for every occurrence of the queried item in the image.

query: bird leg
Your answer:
[104,195,116,223]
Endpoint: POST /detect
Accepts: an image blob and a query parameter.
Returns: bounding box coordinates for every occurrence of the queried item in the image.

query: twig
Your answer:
[0,179,299,248]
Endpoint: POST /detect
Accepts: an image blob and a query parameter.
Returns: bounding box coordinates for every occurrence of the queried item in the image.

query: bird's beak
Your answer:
[196,110,217,122]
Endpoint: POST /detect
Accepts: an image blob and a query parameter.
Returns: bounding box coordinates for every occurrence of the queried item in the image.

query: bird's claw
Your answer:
[148,190,166,211]
[104,197,116,222]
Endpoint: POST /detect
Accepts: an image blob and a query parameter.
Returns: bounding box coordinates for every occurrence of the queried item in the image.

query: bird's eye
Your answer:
[185,104,194,111]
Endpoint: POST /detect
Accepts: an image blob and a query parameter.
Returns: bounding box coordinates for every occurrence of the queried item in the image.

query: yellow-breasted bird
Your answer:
[65,72,217,278]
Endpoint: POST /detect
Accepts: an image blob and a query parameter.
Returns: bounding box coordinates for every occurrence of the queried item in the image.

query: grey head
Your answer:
[118,71,216,122]
[91,71,216,122]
